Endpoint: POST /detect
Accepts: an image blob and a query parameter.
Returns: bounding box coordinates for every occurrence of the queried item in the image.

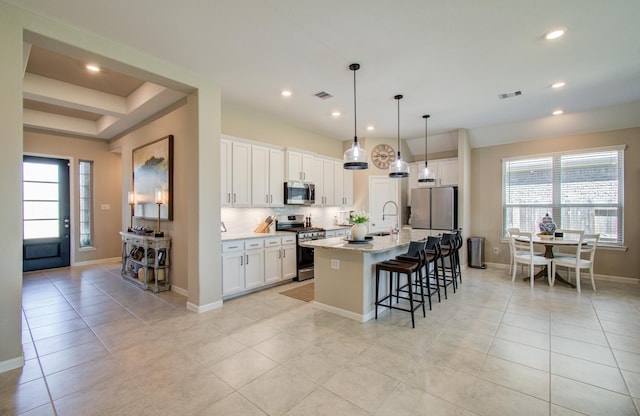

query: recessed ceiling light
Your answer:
[552,109,564,116]
[366,126,375,131]
[545,28,566,40]
[331,111,341,117]
[552,81,566,89]
[85,64,100,72]
[281,90,292,97]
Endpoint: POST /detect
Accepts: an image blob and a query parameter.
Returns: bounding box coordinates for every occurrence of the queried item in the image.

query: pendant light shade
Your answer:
[343,63,368,170]
[418,114,435,183]
[389,94,409,178]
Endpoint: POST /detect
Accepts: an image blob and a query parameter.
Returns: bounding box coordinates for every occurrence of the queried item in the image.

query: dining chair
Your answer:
[552,229,584,258]
[511,231,552,288]
[552,233,600,292]
[506,227,543,275]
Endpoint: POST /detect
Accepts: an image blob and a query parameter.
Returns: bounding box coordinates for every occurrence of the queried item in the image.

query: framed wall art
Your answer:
[132,134,173,220]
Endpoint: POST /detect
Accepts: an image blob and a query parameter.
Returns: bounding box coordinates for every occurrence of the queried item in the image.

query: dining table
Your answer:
[514,235,584,288]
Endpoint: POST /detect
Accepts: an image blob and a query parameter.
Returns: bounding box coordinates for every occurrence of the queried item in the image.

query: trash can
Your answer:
[467,237,486,269]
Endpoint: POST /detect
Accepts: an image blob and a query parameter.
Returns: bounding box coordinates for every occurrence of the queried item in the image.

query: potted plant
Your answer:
[349,211,369,241]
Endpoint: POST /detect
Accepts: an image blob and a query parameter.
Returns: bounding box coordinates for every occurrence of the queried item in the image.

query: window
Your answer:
[503,146,624,246]
[79,160,93,247]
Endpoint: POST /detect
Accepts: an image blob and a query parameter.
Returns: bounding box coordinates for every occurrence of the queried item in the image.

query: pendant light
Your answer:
[418,114,435,183]
[343,63,368,170]
[389,94,409,178]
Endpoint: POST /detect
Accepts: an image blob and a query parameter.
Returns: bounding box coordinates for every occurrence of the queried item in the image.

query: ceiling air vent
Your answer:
[315,91,333,100]
[498,90,523,100]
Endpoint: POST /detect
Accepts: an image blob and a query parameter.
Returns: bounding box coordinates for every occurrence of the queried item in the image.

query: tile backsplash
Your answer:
[221,205,355,233]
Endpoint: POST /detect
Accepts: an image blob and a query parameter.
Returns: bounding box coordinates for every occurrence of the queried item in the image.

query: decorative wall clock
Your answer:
[371,144,396,169]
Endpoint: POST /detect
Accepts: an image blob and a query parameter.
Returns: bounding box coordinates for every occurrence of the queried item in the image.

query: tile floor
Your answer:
[2,263,640,415]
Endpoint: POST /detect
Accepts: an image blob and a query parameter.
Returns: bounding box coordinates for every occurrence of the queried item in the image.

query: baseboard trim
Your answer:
[484,262,639,284]
[171,285,188,297]
[313,301,370,322]
[0,355,23,373]
[186,300,223,313]
[72,257,120,267]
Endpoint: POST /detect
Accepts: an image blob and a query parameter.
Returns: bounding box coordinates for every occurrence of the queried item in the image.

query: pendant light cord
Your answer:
[423,114,430,167]
[350,63,359,143]
[396,95,402,158]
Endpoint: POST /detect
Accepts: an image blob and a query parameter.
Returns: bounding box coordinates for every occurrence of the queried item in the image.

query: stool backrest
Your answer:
[426,236,441,260]
[405,239,427,258]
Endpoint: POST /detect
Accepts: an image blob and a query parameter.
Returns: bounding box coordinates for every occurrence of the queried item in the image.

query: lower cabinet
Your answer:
[222,235,296,298]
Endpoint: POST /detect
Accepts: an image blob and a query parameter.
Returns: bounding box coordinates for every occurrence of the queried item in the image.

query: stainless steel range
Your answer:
[275,215,326,281]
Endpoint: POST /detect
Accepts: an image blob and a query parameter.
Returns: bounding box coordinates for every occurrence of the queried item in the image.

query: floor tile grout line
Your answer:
[589,293,640,414]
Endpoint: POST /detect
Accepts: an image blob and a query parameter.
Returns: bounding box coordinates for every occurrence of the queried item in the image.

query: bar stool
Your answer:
[439,232,457,298]
[375,240,427,328]
[424,235,442,304]
[452,229,463,285]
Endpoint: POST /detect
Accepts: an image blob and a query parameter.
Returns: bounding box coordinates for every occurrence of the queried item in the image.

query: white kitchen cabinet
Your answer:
[313,157,335,206]
[264,235,296,284]
[221,139,252,207]
[221,239,264,296]
[251,145,284,207]
[286,150,314,181]
[437,158,458,186]
[334,162,353,206]
[408,158,458,205]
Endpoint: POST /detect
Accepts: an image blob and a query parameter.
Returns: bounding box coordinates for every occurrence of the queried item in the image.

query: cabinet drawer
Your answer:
[264,237,281,247]
[281,235,296,245]
[222,241,244,253]
[244,239,264,250]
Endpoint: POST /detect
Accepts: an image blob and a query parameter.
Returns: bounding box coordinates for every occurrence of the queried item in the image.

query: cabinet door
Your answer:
[281,245,297,280]
[343,168,353,206]
[438,159,458,186]
[302,154,314,181]
[220,139,232,207]
[251,145,269,207]
[334,162,344,206]
[232,142,252,206]
[312,158,324,205]
[244,249,265,289]
[322,159,335,205]
[407,164,418,206]
[286,151,304,181]
[268,149,284,206]
[264,246,282,284]
[222,253,244,296]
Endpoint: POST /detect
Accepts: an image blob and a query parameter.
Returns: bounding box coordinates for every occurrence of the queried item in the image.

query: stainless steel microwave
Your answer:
[284,181,315,205]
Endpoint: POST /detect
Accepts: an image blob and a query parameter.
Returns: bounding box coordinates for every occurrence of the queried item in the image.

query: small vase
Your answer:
[351,223,367,241]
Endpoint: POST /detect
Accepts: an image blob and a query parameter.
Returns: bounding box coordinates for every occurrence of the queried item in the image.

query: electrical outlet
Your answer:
[493,247,499,254]
[331,259,340,269]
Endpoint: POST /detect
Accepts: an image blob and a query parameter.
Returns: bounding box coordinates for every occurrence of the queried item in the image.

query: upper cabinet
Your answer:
[286,150,314,181]
[313,157,335,206]
[408,158,458,205]
[334,162,353,206]
[221,139,251,207]
[251,145,284,207]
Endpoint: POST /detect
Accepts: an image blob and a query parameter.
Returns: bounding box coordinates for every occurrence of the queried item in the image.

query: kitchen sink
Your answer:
[366,232,390,237]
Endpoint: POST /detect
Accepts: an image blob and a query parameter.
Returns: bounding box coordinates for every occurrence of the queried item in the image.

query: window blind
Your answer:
[503,146,624,246]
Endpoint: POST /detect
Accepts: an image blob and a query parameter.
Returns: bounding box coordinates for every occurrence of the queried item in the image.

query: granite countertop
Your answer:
[221,231,293,241]
[300,229,432,253]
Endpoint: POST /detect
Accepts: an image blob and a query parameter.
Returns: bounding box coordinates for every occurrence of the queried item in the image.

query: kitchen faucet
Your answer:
[382,200,399,234]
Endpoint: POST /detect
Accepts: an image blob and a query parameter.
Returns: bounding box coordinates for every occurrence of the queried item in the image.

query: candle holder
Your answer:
[127,191,136,232]
[155,188,164,237]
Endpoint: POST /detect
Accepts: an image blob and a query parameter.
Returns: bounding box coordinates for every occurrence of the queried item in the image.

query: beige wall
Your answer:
[111,102,192,292]
[222,101,342,158]
[24,131,122,264]
[471,127,640,279]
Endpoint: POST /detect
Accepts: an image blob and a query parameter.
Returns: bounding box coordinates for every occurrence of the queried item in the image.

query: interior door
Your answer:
[23,156,71,272]
[369,176,399,233]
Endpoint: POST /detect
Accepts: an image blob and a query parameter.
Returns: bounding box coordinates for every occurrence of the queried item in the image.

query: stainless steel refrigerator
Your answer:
[411,186,458,230]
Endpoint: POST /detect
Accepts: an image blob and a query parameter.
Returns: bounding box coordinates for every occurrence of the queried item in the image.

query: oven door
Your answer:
[297,244,315,281]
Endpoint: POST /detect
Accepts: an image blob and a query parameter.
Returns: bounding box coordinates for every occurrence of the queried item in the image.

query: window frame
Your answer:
[502,145,625,247]
[78,160,94,249]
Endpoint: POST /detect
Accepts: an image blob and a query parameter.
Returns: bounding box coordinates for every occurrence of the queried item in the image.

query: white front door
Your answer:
[368,176,399,233]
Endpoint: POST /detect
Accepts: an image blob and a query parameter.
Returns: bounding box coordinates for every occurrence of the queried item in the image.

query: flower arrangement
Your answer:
[350,211,369,224]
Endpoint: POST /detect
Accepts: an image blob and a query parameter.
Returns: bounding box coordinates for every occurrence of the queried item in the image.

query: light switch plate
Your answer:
[331,259,340,269]
[100,204,110,210]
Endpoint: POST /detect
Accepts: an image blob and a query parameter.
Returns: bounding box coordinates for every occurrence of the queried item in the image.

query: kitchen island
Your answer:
[299,229,433,322]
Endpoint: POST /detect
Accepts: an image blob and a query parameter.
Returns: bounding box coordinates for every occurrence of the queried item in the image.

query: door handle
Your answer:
[245,254,249,264]
[240,255,243,266]
[233,193,236,203]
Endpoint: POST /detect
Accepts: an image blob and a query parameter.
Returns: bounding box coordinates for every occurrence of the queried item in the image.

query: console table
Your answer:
[120,231,171,293]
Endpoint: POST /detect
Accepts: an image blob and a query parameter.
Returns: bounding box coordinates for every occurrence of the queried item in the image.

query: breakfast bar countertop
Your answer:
[299,229,432,253]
